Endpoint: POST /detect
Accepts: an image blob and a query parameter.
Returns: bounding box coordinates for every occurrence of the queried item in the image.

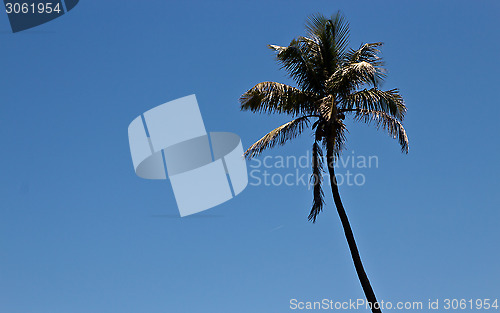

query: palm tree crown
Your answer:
[240,12,408,223]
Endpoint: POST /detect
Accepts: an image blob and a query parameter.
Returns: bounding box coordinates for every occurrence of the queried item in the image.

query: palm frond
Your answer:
[345,42,384,64]
[308,140,325,223]
[269,40,324,93]
[340,88,406,120]
[327,60,384,94]
[244,116,312,159]
[329,42,386,92]
[304,12,350,76]
[351,109,409,153]
[240,81,319,116]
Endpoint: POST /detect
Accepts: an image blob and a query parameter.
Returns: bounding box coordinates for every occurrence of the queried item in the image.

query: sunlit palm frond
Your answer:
[340,88,406,120]
[240,81,319,116]
[351,109,409,153]
[336,42,386,89]
[309,139,325,223]
[327,60,383,94]
[244,116,312,159]
[344,42,385,67]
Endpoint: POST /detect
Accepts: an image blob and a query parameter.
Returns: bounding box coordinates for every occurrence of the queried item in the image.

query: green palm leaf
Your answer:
[269,40,324,93]
[304,11,350,76]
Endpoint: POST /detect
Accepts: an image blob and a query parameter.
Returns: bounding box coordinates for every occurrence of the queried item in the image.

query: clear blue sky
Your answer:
[1,1,499,312]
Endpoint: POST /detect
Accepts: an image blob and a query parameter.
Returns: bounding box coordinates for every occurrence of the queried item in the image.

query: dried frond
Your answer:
[308,140,325,223]
[244,116,312,159]
[352,109,409,153]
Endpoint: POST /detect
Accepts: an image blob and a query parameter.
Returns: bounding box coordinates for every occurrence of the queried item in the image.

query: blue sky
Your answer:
[1,1,499,312]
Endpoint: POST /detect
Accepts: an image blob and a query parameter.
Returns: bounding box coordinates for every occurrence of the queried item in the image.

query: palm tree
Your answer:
[240,12,408,313]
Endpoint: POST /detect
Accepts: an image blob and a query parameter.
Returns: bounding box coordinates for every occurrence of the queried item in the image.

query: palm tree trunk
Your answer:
[326,153,382,313]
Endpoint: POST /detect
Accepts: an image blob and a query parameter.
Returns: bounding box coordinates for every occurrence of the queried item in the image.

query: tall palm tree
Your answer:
[240,12,408,313]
